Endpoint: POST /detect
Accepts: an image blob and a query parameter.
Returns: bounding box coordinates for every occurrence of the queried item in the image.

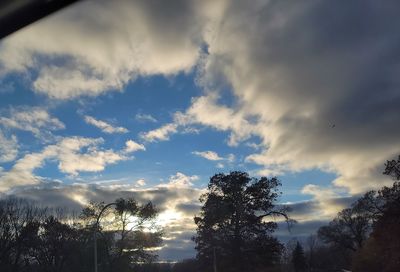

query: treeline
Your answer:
[0,198,163,272]
[314,156,400,272]
[172,157,400,272]
[278,170,400,272]
[1,157,399,272]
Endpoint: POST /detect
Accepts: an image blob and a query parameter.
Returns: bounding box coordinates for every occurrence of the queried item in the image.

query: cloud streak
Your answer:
[84,115,128,134]
[135,113,157,123]
[140,123,178,142]
[0,131,18,163]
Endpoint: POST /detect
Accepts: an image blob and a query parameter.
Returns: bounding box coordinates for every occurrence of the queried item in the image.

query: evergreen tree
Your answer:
[292,242,307,272]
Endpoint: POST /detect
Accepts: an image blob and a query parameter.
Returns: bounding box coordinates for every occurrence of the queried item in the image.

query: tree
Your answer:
[351,157,400,272]
[317,156,400,272]
[172,259,199,272]
[0,198,47,272]
[80,197,162,272]
[351,182,400,272]
[27,216,81,272]
[317,207,370,252]
[302,234,319,271]
[193,171,290,272]
[292,242,307,272]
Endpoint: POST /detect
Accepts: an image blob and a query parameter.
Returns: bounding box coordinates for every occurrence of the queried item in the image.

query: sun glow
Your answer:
[156,209,182,227]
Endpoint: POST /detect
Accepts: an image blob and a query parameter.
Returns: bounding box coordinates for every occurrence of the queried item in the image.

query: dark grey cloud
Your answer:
[176,203,201,215]
[158,231,197,261]
[197,0,400,193]
[286,195,359,219]
[8,182,201,212]
[276,220,328,244]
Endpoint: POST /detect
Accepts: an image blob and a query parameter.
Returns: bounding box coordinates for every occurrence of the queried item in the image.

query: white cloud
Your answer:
[174,95,255,146]
[192,150,223,161]
[159,172,199,189]
[0,0,224,99]
[301,184,351,220]
[135,179,146,187]
[216,163,224,169]
[0,131,18,163]
[0,136,128,192]
[135,113,157,123]
[0,145,58,191]
[245,142,263,150]
[227,153,235,163]
[0,107,64,139]
[192,150,235,165]
[84,115,128,134]
[140,123,178,142]
[124,140,145,153]
[57,137,125,176]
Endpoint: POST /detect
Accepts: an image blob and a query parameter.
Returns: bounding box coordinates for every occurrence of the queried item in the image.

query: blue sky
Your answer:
[1,0,399,261]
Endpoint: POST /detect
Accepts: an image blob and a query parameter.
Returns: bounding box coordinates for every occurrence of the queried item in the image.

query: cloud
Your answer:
[135,179,146,187]
[1,0,398,196]
[192,151,235,167]
[140,123,178,142]
[0,131,18,162]
[56,137,125,176]
[159,172,199,189]
[124,139,145,153]
[135,113,157,123]
[84,115,128,134]
[299,184,355,220]
[125,0,400,197]
[174,95,255,146]
[192,0,400,194]
[0,146,58,191]
[0,0,223,99]
[0,107,64,139]
[192,150,223,161]
[0,137,127,192]
[276,220,328,243]
[227,153,235,162]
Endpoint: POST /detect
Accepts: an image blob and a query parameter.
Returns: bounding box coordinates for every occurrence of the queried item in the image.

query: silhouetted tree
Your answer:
[383,155,400,180]
[351,157,400,272]
[292,242,307,272]
[0,198,47,272]
[193,171,290,272]
[27,216,81,272]
[316,156,400,272]
[304,234,318,271]
[80,197,162,272]
[172,259,199,272]
[317,206,370,252]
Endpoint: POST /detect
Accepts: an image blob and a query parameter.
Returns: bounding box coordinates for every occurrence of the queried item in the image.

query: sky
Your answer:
[0,0,399,261]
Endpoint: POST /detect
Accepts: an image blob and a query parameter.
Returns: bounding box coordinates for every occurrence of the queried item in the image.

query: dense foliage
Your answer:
[0,197,161,272]
[316,157,400,272]
[193,171,290,272]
